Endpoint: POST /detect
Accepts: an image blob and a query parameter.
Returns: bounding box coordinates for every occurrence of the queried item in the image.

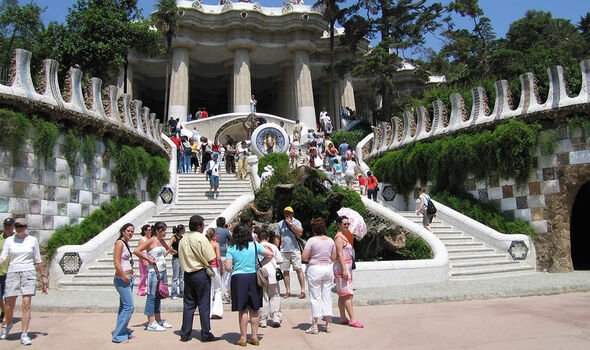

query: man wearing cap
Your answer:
[0,218,15,326]
[274,207,306,299]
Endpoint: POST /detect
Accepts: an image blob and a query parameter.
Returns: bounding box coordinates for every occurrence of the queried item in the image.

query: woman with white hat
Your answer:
[0,218,46,345]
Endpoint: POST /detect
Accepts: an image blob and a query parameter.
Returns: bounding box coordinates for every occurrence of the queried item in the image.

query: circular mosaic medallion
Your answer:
[250,123,289,157]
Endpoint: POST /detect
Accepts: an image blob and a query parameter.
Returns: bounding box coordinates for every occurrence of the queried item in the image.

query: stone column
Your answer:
[281,63,296,120]
[116,62,134,98]
[341,73,356,112]
[290,44,316,133]
[228,39,256,114]
[168,46,190,123]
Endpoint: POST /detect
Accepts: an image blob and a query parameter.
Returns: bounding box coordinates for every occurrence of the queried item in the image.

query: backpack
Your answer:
[183,143,192,156]
[425,194,437,215]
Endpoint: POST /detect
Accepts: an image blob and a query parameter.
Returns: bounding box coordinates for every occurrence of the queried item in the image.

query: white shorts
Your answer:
[280,251,303,271]
[5,270,37,297]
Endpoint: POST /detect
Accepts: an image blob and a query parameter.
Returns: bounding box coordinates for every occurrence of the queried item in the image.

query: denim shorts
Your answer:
[5,270,37,297]
[210,175,219,187]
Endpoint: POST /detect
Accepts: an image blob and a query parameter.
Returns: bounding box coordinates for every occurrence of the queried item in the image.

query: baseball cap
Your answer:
[3,218,15,226]
[14,218,27,227]
[284,206,294,213]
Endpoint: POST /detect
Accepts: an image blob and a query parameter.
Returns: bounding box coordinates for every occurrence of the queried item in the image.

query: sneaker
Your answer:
[171,296,178,300]
[146,322,166,331]
[158,320,173,329]
[0,324,11,339]
[21,333,32,346]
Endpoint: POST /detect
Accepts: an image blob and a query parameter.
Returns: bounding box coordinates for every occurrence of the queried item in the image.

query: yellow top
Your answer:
[0,232,10,275]
[178,231,216,273]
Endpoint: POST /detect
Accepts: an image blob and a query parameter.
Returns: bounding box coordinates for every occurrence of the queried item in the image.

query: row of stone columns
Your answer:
[165,42,354,132]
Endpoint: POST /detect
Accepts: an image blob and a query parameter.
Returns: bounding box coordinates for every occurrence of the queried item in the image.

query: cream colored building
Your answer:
[123,0,362,133]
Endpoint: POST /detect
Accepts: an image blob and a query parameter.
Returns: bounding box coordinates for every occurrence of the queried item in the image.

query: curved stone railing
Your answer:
[203,184,450,286]
[49,201,158,289]
[0,48,167,156]
[365,60,590,159]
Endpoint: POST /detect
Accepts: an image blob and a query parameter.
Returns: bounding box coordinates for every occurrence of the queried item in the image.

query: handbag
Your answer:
[275,267,284,281]
[254,244,269,288]
[153,265,169,299]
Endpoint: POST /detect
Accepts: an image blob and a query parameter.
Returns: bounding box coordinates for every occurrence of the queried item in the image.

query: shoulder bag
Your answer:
[254,243,269,288]
[153,265,170,299]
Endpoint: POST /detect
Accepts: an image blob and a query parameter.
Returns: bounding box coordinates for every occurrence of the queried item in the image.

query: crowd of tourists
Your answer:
[108,206,364,345]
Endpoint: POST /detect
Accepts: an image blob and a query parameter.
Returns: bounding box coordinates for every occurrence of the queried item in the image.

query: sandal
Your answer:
[283,292,291,299]
[339,318,349,325]
[298,291,306,299]
[348,320,364,328]
[247,338,260,346]
[305,326,318,335]
[236,338,247,347]
[325,324,332,333]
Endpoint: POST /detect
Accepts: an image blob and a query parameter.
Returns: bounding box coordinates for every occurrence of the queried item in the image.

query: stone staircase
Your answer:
[58,164,253,290]
[400,212,535,280]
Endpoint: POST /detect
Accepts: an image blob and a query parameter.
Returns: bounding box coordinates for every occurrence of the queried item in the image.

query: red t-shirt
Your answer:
[171,136,181,149]
[201,111,209,119]
[366,176,378,190]
[358,176,366,186]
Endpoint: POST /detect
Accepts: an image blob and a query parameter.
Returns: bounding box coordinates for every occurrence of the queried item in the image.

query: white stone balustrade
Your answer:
[0,48,166,156]
[365,60,590,160]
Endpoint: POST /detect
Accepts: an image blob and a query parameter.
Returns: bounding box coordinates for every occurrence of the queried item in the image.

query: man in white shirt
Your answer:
[206,153,221,198]
[236,141,249,180]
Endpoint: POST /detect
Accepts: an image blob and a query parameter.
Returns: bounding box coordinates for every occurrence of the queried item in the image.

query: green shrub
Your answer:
[397,234,433,260]
[258,152,289,176]
[433,191,536,238]
[104,139,119,163]
[113,145,141,196]
[330,129,368,149]
[253,184,275,212]
[538,130,558,155]
[63,130,80,174]
[47,197,139,259]
[80,134,97,170]
[331,184,368,217]
[0,108,32,165]
[32,117,59,166]
[371,119,540,195]
[147,156,170,200]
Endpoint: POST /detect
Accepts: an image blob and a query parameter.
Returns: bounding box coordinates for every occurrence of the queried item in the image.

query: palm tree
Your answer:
[153,0,179,122]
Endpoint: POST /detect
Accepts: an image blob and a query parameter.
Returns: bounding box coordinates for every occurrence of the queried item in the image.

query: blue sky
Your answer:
[20,0,590,54]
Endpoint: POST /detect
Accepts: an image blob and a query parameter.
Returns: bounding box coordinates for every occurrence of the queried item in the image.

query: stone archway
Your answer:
[537,164,590,272]
[571,181,590,269]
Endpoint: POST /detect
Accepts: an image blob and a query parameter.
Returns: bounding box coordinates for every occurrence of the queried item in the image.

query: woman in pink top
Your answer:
[136,224,151,296]
[302,218,336,334]
[334,216,363,328]
[206,228,224,319]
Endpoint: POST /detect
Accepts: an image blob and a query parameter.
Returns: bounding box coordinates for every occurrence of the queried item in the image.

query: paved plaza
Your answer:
[2,271,589,349]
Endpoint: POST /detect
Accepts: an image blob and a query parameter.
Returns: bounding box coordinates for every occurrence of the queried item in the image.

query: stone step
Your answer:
[445,247,496,255]
[450,259,518,269]
[449,254,508,263]
[449,264,534,279]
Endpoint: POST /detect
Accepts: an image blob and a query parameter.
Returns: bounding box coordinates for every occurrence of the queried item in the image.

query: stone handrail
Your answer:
[0,48,167,157]
[204,193,255,232]
[48,201,158,288]
[365,59,590,159]
[356,197,450,286]
[433,199,536,267]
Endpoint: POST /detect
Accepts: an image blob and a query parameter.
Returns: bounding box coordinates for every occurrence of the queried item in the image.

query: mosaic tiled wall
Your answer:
[459,124,589,237]
[0,134,149,244]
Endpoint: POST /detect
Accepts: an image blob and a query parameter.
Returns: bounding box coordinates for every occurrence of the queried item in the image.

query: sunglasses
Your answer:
[15,224,27,228]
[342,223,350,226]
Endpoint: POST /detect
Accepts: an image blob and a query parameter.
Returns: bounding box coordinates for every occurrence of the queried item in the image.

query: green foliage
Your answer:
[253,184,274,212]
[0,3,43,66]
[567,115,590,138]
[331,184,368,217]
[257,152,290,176]
[147,156,170,200]
[538,130,558,155]
[434,191,536,238]
[291,185,330,227]
[32,117,58,166]
[63,129,80,174]
[113,145,141,196]
[46,197,139,259]
[37,0,161,81]
[397,234,433,260]
[80,134,97,170]
[113,145,169,200]
[104,139,119,163]
[370,119,539,195]
[0,108,31,165]
[329,129,368,149]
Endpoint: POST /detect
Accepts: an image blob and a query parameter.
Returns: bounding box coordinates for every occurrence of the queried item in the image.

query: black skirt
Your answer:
[230,273,262,312]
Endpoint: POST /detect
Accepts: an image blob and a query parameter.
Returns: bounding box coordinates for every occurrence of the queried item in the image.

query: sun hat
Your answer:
[284,206,294,213]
